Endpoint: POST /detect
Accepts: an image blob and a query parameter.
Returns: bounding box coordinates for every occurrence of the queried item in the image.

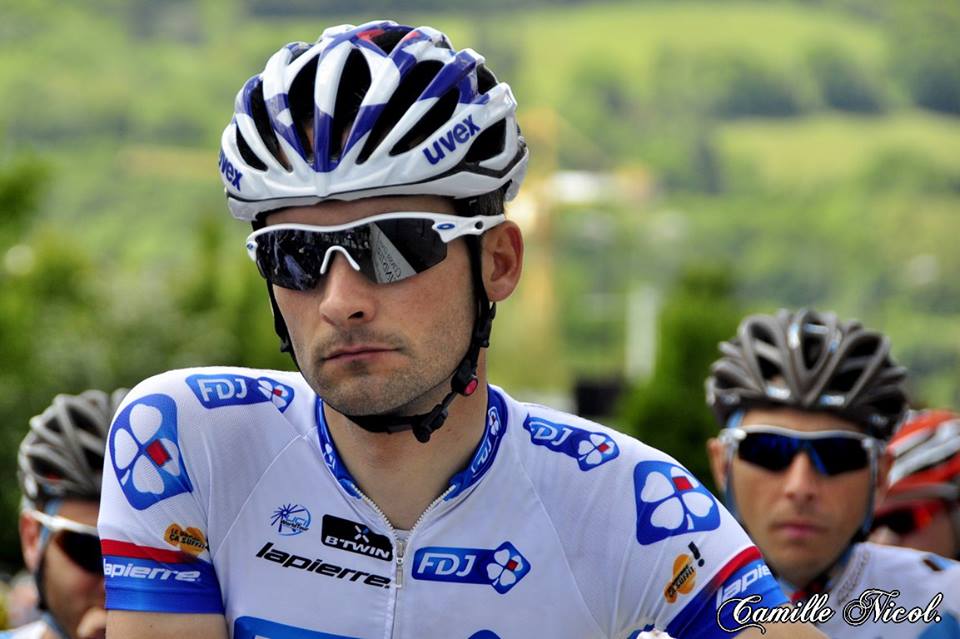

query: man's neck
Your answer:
[323,383,490,530]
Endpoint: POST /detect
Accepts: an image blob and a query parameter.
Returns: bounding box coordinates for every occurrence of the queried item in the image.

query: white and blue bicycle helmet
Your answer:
[219,20,528,221]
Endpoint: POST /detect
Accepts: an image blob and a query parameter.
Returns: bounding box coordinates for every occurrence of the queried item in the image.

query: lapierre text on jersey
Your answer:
[717,590,945,633]
[255,542,391,589]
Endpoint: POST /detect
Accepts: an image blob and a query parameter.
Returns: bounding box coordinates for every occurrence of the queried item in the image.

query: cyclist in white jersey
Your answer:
[705,309,960,638]
[2,389,127,639]
[98,20,825,639]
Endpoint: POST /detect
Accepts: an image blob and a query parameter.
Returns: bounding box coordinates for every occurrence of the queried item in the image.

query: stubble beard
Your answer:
[303,320,472,418]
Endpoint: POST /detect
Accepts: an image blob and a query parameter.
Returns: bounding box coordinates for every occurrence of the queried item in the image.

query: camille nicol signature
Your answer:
[717,589,944,634]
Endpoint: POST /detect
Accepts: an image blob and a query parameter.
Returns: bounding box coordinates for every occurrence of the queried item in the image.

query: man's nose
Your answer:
[315,252,377,327]
[781,449,821,502]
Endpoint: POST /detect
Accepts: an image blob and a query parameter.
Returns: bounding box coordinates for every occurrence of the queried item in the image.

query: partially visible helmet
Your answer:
[220,20,528,221]
[706,308,909,438]
[17,389,128,507]
[886,410,960,500]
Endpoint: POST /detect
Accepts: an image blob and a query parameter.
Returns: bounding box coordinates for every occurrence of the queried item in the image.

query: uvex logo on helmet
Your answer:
[219,150,243,190]
[422,115,482,165]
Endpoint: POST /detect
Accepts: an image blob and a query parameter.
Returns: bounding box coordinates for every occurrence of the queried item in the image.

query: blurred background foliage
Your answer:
[1,0,960,570]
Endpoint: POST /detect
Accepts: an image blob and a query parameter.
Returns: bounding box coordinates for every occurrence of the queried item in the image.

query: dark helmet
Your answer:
[705,309,909,438]
[18,389,128,507]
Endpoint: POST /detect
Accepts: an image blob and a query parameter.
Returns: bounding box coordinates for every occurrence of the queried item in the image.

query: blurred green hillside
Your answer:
[1,0,960,570]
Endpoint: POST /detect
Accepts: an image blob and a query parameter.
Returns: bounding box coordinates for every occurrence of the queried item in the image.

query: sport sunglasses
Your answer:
[245,212,505,290]
[25,509,102,575]
[872,499,947,536]
[720,425,879,476]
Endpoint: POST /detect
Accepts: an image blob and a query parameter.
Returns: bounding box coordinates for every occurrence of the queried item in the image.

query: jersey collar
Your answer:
[314,386,509,502]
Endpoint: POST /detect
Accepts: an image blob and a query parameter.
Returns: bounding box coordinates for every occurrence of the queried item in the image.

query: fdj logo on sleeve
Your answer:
[187,374,294,412]
[110,394,193,510]
[522,415,619,471]
[413,542,530,594]
[633,461,720,545]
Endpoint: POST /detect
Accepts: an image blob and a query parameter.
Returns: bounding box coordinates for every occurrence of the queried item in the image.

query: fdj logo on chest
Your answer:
[422,115,481,165]
[219,150,243,189]
[412,542,530,594]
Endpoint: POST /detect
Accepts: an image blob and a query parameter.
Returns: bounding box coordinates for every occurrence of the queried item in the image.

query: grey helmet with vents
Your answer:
[705,309,909,439]
[18,389,128,506]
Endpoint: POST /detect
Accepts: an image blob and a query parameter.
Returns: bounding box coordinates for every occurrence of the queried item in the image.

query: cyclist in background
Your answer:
[705,308,960,637]
[97,19,823,639]
[1,389,126,639]
[872,409,960,559]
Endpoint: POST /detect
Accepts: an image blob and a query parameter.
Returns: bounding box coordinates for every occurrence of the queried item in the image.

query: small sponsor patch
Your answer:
[164,524,208,556]
[522,415,619,471]
[322,515,392,561]
[664,553,697,603]
[271,503,312,536]
[186,374,294,412]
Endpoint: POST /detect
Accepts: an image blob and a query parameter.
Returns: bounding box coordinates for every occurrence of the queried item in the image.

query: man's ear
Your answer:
[19,511,42,572]
[706,437,729,492]
[480,221,523,303]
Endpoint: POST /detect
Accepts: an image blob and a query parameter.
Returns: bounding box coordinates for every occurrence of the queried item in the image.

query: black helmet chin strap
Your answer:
[260,230,494,444]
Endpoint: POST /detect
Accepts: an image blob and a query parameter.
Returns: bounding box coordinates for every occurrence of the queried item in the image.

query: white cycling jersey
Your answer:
[98,366,786,639]
[781,542,960,639]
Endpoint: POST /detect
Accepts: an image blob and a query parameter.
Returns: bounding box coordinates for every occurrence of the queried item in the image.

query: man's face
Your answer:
[708,407,879,588]
[267,195,475,418]
[20,499,105,639]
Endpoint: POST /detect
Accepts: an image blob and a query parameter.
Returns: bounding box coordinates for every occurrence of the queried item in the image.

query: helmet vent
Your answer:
[237,129,267,171]
[801,335,825,370]
[249,80,289,170]
[331,49,371,163]
[829,367,861,394]
[359,60,443,164]
[287,56,320,157]
[464,119,506,163]
[390,86,459,157]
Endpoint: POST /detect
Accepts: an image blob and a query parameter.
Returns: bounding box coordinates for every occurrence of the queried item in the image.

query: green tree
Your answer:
[889,0,960,114]
[619,264,741,493]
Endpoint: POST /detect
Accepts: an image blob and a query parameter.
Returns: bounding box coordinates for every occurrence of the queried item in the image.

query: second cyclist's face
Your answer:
[871,500,958,558]
[267,195,475,417]
[21,499,106,639]
[714,407,876,588]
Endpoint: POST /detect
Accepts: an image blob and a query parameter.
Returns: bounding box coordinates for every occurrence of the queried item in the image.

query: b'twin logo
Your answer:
[321,514,392,561]
[422,115,482,165]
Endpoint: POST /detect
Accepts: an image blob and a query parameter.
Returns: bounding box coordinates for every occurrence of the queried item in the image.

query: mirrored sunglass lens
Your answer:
[738,433,799,471]
[810,437,869,475]
[256,220,448,289]
[369,219,447,280]
[57,531,103,575]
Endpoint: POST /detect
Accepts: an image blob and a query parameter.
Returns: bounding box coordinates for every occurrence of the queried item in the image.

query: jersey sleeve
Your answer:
[616,457,787,639]
[98,371,224,614]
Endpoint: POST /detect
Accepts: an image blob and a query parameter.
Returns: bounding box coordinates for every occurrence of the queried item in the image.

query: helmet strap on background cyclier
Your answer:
[258,223,494,444]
